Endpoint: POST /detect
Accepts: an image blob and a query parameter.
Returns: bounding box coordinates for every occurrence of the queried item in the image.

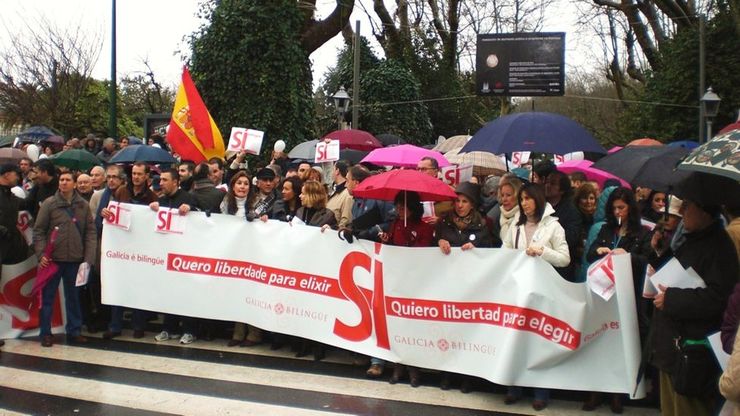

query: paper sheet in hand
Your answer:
[650,257,706,289]
[642,265,658,299]
[76,262,90,287]
[708,331,730,371]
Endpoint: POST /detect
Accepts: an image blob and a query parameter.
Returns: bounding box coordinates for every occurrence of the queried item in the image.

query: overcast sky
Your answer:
[1,0,596,90]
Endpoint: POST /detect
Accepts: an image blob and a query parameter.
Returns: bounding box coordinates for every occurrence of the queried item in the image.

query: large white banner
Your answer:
[102,204,644,397]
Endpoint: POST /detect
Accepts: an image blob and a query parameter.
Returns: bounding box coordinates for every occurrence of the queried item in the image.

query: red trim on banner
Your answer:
[166,253,344,299]
[384,297,581,350]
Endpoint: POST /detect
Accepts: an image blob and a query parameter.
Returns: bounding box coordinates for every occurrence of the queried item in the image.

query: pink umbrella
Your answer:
[29,227,59,308]
[607,146,623,154]
[360,144,450,168]
[557,160,630,189]
[322,129,382,151]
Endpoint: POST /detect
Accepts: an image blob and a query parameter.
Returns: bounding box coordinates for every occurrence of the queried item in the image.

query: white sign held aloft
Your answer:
[441,164,473,187]
[155,208,186,234]
[554,152,584,165]
[227,127,264,155]
[104,202,132,231]
[511,151,531,167]
[315,140,340,163]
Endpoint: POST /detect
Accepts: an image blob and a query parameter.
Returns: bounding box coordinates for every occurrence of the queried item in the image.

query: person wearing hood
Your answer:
[502,182,569,411]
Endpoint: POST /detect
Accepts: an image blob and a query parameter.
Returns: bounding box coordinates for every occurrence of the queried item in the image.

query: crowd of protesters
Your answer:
[1,133,740,416]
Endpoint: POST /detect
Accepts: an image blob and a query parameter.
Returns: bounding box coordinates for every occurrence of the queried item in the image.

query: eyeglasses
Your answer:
[416,167,436,171]
[106,175,122,179]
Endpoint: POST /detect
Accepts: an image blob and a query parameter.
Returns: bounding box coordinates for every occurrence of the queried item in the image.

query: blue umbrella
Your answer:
[666,140,699,150]
[109,144,177,164]
[460,112,606,155]
[127,136,144,145]
[16,125,59,143]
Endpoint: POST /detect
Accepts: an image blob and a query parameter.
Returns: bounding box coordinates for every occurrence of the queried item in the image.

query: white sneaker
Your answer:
[179,333,195,344]
[154,331,170,342]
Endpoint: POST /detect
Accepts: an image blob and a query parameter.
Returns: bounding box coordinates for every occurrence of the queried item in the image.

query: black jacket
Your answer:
[552,197,583,281]
[648,220,739,372]
[158,189,196,210]
[435,212,493,248]
[0,185,30,263]
[190,179,224,213]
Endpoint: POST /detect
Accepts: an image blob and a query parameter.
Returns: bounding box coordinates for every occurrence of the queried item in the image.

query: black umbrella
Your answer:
[340,149,369,165]
[672,171,740,207]
[592,146,691,192]
[109,145,177,164]
[49,149,103,171]
[376,133,407,147]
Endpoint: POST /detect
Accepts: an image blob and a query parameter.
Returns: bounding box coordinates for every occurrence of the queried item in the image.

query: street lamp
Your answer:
[701,87,721,143]
[332,86,351,130]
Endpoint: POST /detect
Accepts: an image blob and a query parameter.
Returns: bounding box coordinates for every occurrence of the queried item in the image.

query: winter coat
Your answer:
[727,217,740,261]
[720,329,740,415]
[350,197,395,241]
[648,220,739,373]
[190,179,224,213]
[158,189,197,210]
[503,203,570,268]
[551,198,582,280]
[435,211,493,248]
[326,185,352,229]
[33,191,96,264]
[295,206,337,228]
[386,217,434,247]
[0,184,30,264]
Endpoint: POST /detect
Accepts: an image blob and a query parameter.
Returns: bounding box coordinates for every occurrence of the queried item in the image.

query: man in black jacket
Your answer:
[27,159,58,217]
[190,162,223,213]
[148,169,198,345]
[650,199,738,415]
[0,164,30,271]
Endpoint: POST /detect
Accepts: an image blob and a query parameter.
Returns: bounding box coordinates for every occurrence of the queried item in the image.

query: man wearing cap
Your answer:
[1,163,30,350]
[649,197,738,415]
[1,163,31,270]
[248,167,284,223]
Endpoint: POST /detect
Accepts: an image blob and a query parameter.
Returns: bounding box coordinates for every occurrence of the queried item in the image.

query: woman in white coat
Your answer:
[501,182,570,410]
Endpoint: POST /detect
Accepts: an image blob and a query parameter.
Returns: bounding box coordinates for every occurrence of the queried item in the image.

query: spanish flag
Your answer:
[166,67,225,163]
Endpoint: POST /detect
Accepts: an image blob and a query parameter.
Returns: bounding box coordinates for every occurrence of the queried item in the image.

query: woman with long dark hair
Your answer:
[280,176,303,221]
[502,182,569,411]
[641,190,666,224]
[585,187,651,413]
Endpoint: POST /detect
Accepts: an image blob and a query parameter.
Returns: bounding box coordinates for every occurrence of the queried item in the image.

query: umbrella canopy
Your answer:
[16,126,58,143]
[667,140,699,150]
[352,169,457,202]
[592,146,690,192]
[433,135,471,153]
[0,136,14,148]
[288,140,319,160]
[361,144,449,168]
[627,138,663,147]
[461,112,606,155]
[340,149,370,165]
[672,171,740,207]
[678,129,740,181]
[556,159,630,189]
[444,147,506,176]
[0,147,28,164]
[42,135,66,146]
[48,149,102,171]
[720,121,740,135]
[322,129,382,151]
[376,133,407,147]
[109,144,177,164]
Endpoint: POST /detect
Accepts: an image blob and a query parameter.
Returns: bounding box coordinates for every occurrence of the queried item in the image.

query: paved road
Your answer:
[0,331,660,415]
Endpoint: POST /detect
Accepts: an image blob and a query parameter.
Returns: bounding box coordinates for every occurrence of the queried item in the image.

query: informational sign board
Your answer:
[476,33,565,97]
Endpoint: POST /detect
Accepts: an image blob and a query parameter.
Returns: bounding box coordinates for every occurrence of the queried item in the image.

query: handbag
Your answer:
[670,337,719,397]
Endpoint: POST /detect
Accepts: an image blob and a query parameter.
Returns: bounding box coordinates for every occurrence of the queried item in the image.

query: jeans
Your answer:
[40,262,82,337]
[109,306,146,333]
